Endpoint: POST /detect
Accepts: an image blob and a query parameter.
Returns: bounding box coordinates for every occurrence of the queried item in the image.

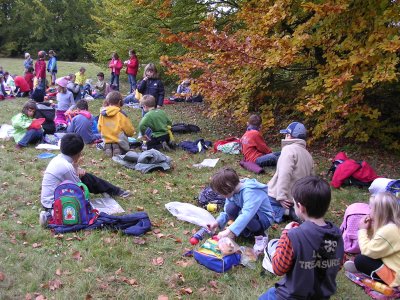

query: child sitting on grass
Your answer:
[260,176,344,300]
[207,168,274,240]
[92,72,106,99]
[344,192,400,288]
[241,114,280,167]
[138,94,173,151]
[66,99,101,144]
[11,100,44,149]
[40,133,130,226]
[98,91,135,157]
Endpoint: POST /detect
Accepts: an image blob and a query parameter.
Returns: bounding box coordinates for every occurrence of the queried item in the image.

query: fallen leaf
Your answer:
[122,278,138,286]
[183,230,190,235]
[179,287,193,295]
[35,295,46,300]
[115,267,123,275]
[133,237,146,245]
[153,229,161,234]
[25,293,32,300]
[85,295,93,300]
[209,280,218,288]
[72,251,82,261]
[158,295,169,300]
[32,243,42,248]
[48,279,62,291]
[155,233,165,238]
[84,267,95,273]
[152,189,159,194]
[152,257,164,266]
[0,272,5,281]
[55,269,62,276]
[103,237,112,244]
[136,206,144,211]
[175,260,194,267]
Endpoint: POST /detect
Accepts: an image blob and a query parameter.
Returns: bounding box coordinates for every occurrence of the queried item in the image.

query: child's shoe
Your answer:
[39,210,51,227]
[104,143,113,157]
[253,235,269,258]
[118,190,131,198]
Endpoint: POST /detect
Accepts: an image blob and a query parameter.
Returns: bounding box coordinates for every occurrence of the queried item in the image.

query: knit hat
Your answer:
[55,77,68,88]
[280,122,307,139]
[25,53,30,58]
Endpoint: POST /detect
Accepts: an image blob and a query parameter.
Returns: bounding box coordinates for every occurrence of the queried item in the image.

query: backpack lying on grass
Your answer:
[51,181,98,226]
[198,186,225,210]
[171,123,200,134]
[340,203,370,254]
[328,152,379,188]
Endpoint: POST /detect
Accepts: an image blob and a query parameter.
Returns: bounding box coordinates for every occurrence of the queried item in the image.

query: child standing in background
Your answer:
[47,50,58,85]
[11,100,44,149]
[98,91,135,157]
[109,52,123,91]
[55,76,75,127]
[23,53,33,71]
[24,67,34,92]
[124,49,139,93]
[35,50,47,90]
[137,63,165,108]
[344,192,400,288]
[74,67,87,100]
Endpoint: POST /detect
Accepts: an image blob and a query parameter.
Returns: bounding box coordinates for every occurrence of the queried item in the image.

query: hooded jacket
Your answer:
[125,56,139,75]
[11,113,33,143]
[268,139,314,201]
[67,111,96,144]
[216,178,274,236]
[97,106,135,144]
[275,221,344,300]
[241,129,272,162]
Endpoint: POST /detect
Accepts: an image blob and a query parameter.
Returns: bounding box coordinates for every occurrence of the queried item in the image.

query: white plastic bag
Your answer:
[165,201,217,228]
[90,197,125,215]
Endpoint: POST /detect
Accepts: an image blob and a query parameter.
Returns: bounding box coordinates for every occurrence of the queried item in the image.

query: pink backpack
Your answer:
[340,203,370,254]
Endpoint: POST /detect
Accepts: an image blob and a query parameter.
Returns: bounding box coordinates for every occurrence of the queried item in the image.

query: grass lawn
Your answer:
[0,58,398,299]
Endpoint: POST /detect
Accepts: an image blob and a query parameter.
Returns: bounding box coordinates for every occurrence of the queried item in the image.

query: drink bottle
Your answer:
[362,278,395,296]
[189,227,211,245]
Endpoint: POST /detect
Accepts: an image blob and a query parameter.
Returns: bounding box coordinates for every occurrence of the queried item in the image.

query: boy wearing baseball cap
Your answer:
[267,122,314,223]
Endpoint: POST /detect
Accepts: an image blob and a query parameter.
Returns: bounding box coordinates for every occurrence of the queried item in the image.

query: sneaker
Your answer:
[262,239,279,274]
[15,144,22,150]
[118,190,131,198]
[344,260,358,273]
[253,235,269,258]
[39,211,51,227]
[161,141,171,152]
[104,143,113,157]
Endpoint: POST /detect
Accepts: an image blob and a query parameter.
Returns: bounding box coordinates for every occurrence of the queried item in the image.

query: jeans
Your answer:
[259,287,276,300]
[269,195,286,224]
[225,202,270,237]
[80,173,121,195]
[256,151,281,167]
[128,74,137,93]
[110,72,119,91]
[123,94,139,104]
[18,129,43,146]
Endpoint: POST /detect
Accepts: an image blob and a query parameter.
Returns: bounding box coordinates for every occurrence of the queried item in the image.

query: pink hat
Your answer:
[55,76,68,88]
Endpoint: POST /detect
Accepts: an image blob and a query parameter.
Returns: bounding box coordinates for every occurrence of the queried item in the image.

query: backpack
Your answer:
[198,186,225,209]
[171,123,201,134]
[193,238,241,273]
[52,181,98,226]
[213,137,240,153]
[328,152,379,188]
[179,139,212,154]
[386,180,400,198]
[340,203,370,254]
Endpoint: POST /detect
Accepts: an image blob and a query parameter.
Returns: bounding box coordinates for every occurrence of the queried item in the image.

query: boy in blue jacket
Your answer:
[208,168,274,239]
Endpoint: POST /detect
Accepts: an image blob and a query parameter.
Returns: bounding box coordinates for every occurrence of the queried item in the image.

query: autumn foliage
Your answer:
[158,0,400,148]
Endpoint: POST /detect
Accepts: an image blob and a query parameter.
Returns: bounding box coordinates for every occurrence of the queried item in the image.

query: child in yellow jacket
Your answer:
[98,91,135,157]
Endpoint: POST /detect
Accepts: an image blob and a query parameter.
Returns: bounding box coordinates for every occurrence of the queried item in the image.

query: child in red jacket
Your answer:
[241,114,280,167]
[108,52,123,91]
[35,50,46,90]
[124,49,139,93]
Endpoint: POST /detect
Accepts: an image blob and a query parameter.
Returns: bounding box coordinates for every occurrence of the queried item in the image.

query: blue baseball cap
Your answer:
[280,122,307,139]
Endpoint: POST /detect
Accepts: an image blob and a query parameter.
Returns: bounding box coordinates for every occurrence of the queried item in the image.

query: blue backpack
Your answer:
[52,181,98,226]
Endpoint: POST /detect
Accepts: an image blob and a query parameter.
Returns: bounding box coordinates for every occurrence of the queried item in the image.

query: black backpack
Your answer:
[35,103,56,134]
[198,186,225,210]
[171,123,200,134]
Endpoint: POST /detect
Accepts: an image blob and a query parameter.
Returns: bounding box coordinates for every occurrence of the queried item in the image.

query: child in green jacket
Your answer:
[11,100,44,149]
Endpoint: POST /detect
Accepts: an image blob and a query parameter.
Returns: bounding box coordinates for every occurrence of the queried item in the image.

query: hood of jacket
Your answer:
[281,138,307,149]
[101,105,121,117]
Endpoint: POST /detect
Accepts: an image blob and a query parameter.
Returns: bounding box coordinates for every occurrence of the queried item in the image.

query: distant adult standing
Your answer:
[108,52,123,91]
[35,50,47,90]
[124,49,139,93]
[23,53,33,72]
[47,50,58,86]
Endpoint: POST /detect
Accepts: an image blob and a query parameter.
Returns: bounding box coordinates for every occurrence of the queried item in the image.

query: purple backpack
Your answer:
[340,203,370,254]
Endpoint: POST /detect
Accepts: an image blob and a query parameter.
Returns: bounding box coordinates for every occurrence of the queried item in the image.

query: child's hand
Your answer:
[284,221,299,230]
[217,228,235,239]
[359,215,372,230]
[280,199,293,209]
[77,167,86,178]
[207,222,219,232]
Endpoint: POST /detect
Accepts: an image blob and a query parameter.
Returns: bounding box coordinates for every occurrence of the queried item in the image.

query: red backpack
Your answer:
[213,137,240,153]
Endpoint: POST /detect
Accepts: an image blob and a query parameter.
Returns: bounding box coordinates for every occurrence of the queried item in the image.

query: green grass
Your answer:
[0,58,398,299]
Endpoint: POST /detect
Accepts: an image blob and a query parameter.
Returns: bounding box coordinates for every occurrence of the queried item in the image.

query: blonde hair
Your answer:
[370,192,400,235]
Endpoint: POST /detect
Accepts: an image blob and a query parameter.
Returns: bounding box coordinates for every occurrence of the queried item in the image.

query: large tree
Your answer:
[0,0,98,60]
[160,0,400,149]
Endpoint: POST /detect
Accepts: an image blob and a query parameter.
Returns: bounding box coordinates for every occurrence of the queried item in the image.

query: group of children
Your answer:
[5,54,400,299]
